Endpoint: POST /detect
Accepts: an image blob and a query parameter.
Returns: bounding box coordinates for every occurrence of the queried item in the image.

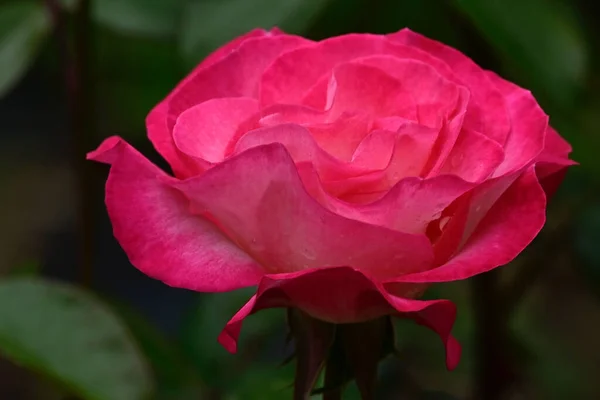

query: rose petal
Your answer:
[389,166,546,283]
[439,128,505,182]
[233,123,369,181]
[303,62,417,121]
[260,33,462,108]
[388,29,511,145]
[325,123,439,202]
[173,97,259,163]
[87,137,265,291]
[259,105,372,161]
[486,71,547,176]
[353,55,469,128]
[147,33,312,177]
[217,266,460,370]
[535,127,576,197]
[170,144,433,279]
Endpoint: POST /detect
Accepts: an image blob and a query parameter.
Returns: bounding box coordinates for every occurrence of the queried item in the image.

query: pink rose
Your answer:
[89,28,574,370]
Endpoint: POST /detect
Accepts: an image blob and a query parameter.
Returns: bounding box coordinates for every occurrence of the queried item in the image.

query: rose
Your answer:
[89,28,574,370]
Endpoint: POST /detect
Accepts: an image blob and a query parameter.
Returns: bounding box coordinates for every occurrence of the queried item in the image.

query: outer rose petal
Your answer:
[147,31,312,177]
[170,144,434,279]
[388,29,511,145]
[87,136,264,291]
[293,161,473,235]
[535,126,577,197]
[389,166,546,283]
[217,267,460,370]
[486,71,547,176]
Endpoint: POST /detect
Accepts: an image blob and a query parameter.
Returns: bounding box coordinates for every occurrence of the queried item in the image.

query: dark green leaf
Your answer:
[0,277,152,400]
[0,1,51,98]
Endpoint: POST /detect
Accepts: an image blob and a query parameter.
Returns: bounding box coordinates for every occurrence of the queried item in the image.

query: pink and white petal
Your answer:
[486,72,547,176]
[170,144,434,279]
[353,174,474,234]
[218,266,461,370]
[389,166,546,283]
[439,128,505,182]
[147,33,312,175]
[325,124,438,202]
[306,62,417,121]
[233,123,369,181]
[259,105,371,162]
[388,29,511,145]
[260,34,452,107]
[87,136,265,292]
[307,113,372,161]
[172,97,259,163]
[353,56,469,128]
[352,122,437,175]
[293,161,472,238]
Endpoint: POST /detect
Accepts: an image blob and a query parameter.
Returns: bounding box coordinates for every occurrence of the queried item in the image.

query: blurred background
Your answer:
[0,0,599,399]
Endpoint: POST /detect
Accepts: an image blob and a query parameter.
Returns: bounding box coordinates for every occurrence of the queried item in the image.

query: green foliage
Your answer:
[0,278,152,400]
[107,299,205,399]
[0,1,50,97]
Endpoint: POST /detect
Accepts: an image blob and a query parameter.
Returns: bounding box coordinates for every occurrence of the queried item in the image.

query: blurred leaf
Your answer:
[107,300,205,400]
[92,0,186,38]
[180,289,285,390]
[180,0,330,64]
[0,1,50,98]
[0,277,152,400]
[454,0,588,109]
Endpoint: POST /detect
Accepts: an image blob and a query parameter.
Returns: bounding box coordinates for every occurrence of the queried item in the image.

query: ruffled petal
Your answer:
[170,144,433,279]
[147,33,312,177]
[259,105,371,161]
[352,55,468,128]
[173,97,259,163]
[439,128,505,182]
[535,126,576,197]
[305,62,417,121]
[389,166,546,283]
[486,71,547,176]
[388,29,511,145]
[218,266,460,370]
[233,123,369,181]
[87,137,265,291]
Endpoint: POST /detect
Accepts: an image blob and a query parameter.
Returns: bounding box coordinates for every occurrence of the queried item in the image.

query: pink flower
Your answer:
[89,28,574,370]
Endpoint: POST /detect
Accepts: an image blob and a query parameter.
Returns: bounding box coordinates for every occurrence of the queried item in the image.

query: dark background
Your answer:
[0,0,599,399]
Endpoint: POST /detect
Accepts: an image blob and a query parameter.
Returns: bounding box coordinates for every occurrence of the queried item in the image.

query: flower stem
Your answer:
[45,0,95,287]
